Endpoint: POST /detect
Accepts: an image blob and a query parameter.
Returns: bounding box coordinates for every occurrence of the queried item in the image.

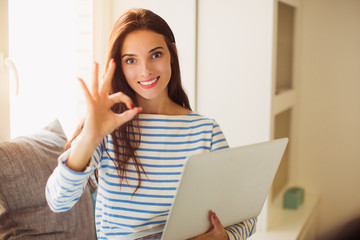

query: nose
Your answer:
[140,61,152,78]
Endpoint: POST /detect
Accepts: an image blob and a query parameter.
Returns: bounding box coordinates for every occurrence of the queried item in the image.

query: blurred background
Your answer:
[1,0,359,239]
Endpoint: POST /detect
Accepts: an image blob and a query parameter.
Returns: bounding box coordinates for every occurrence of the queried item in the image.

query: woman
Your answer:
[46,8,256,240]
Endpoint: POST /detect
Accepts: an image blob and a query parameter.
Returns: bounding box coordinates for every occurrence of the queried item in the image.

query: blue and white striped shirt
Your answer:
[46,113,256,240]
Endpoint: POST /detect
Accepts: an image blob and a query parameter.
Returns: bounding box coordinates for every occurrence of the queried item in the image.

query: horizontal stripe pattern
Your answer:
[225,217,257,240]
[46,113,254,239]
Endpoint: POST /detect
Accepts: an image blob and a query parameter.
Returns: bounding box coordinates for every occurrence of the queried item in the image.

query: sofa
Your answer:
[0,119,96,240]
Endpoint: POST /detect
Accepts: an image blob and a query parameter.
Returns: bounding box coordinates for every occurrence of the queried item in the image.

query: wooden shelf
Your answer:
[249,188,319,240]
[278,0,300,8]
[272,89,296,116]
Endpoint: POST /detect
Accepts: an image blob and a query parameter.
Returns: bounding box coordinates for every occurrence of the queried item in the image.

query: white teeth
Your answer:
[139,77,158,86]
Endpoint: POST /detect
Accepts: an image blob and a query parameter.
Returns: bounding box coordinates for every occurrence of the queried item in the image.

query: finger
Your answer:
[100,58,116,95]
[115,107,142,126]
[92,61,99,95]
[108,91,134,110]
[77,77,92,103]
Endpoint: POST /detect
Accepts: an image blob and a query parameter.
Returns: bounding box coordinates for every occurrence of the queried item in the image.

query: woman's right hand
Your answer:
[66,59,141,172]
[78,59,141,143]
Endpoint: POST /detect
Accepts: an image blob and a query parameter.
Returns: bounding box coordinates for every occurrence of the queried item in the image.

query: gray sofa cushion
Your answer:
[0,119,96,240]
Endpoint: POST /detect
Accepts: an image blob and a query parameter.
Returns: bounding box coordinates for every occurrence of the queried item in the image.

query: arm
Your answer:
[45,142,103,212]
[189,212,256,240]
[45,59,141,212]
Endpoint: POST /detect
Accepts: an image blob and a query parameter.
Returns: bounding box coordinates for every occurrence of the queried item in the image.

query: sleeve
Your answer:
[45,138,105,212]
[225,218,257,240]
[210,120,230,151]
[210,121,257,239]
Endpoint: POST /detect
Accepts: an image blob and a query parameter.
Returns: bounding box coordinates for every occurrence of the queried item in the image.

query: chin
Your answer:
[138,93,162,100]
[136,87,169,101]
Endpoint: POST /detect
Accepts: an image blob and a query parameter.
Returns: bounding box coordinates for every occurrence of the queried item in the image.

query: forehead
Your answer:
[122,30,167,53]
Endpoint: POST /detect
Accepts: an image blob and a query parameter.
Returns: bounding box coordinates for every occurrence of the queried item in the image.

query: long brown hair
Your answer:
[66,9,191,193]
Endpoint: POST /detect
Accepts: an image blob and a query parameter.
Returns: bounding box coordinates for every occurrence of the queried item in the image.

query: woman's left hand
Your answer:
[188,211,229,240]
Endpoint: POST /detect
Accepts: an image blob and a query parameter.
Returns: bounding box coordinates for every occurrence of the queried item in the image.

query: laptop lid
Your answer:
[160,138,288,240]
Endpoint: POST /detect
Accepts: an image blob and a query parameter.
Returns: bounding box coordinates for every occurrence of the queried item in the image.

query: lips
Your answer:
[138,77,159,89]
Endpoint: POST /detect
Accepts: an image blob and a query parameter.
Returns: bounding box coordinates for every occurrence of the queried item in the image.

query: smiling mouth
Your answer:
[138,77,159,88]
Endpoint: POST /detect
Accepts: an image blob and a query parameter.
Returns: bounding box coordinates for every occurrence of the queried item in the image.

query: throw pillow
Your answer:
[0,119,96,240]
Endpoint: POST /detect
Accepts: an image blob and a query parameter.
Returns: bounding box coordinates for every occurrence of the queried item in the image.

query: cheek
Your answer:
[122,66,136,84]
[157,59,172,76]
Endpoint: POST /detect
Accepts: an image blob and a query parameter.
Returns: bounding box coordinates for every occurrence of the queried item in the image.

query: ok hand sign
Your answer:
[67,59,141,172]
[77,59,142,144]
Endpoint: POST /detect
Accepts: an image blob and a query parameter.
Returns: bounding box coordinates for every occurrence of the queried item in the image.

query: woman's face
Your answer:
[121,30,172,102]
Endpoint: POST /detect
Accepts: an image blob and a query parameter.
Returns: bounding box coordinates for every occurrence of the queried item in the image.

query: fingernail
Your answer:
[213,212,217,219]
[130,104,134,109]
[111,58,115,64]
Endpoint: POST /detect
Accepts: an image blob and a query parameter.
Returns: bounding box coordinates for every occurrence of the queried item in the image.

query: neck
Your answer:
[136,93,191,115]
[137,94,174,115]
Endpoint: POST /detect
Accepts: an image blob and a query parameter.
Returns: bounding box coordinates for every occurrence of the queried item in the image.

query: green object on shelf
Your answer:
[283,187,305,209]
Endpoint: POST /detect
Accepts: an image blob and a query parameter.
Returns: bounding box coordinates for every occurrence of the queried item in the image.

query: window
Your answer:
[9,0,93,138]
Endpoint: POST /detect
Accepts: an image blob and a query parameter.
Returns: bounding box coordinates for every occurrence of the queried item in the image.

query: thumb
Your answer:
[211,211,223,230]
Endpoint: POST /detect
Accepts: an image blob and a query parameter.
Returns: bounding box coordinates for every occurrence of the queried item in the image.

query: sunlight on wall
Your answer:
[9,0,80,138]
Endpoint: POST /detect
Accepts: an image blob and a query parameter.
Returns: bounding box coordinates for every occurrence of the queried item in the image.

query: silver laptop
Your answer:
[126,138,288,240]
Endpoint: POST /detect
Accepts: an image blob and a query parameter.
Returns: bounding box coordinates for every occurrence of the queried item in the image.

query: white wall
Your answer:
[197,0,274,147]
[296,0,360,236]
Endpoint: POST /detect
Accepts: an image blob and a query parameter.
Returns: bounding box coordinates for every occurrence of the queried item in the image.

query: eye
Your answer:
[125,58,136,64]
[152,52,162,59]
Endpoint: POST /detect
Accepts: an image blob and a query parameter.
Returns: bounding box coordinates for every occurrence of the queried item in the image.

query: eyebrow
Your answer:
[121,46,164,59]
